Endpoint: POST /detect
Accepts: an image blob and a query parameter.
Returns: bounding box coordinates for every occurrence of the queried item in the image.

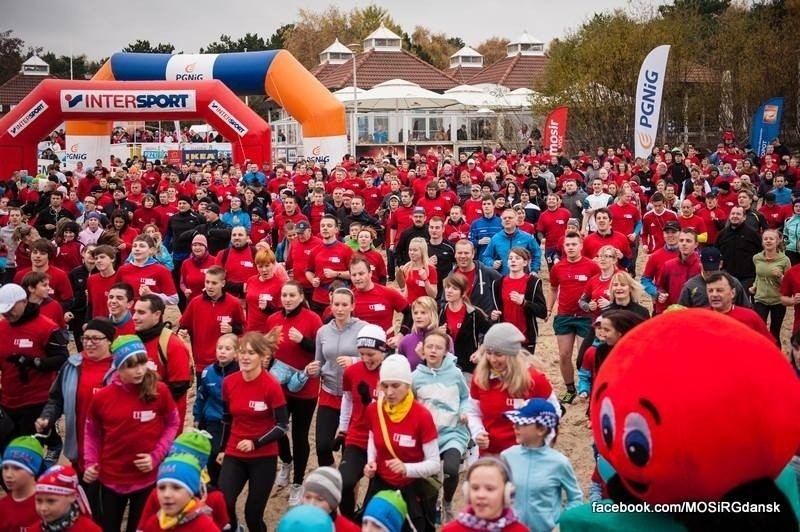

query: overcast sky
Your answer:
[6,0,647,59]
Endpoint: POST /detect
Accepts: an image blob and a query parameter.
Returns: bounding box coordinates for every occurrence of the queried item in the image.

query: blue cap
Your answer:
[277,505,334,532]
[503,398,559,429]
[157,454,202,495]
[110,334,146,369]
[363,490,407,532]
[2,435,44,476]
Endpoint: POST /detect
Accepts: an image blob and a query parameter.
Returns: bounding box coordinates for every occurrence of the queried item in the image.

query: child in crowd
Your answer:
[411,330,470,523]
[138,454,218,531]
[27,464,99,531]
[501,399,583,531]
[21,271,66,330]
[442,457,529,532]
[277,504,336,532]
[0,436,44,530]
[344,222,362,251]
[361,490,410,532]
[300,466,359,532]
[397,296,452,370]
[193,333,239,486]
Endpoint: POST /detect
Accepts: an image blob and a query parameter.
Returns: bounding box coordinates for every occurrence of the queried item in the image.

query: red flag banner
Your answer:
[543,106,568,155]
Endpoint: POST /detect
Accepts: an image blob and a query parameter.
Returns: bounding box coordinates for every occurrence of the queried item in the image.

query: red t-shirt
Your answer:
[306,241,354,305]
[0,313,60,409]
[718,306,773,340]
[455,267,477,298]
[445,305,467,339]
[342,361,380,449]
[223,370,286,458]
[74,356,113,470]
[470,367,553,455]
[287,236,322,290]
[179,255,216,300]
[86,271,118,318]
[582,231,632,260]
[677,215,707,235]
[0,493,38,532]
[366,400,438,487]
[416,196,450,219]
[641,209,679,253]
[265,308,323,399]
[780,266,800,332]
[550,257,601,316]
[116,262,176,301]
[244,274,283,332]
[179,294,246,371]
[216,246,258,286]
[388,205,415,244]
[537,207,572,247]
[39,298,65,329]
[358,249,388,284]
[353,284,408,333]
[14,265,73,305]
[501,275,529,335]
[404,264,438,304]
[607,203,640,237]
[462,199,484,223]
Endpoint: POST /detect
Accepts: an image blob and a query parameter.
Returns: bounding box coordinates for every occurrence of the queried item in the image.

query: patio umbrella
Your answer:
[351,79,459,110]
[443,85,500,109]
[333,86,366,104]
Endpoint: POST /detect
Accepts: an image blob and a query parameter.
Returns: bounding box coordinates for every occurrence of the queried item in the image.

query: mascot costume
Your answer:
[561,309,800,531]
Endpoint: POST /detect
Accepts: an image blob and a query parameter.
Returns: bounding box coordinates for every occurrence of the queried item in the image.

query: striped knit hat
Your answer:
[302,466,343,510]
[2,435,44,476]
[111,334,146,369]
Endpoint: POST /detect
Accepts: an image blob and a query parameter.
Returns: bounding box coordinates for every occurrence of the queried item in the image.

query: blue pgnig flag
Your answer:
[750,97,784,157]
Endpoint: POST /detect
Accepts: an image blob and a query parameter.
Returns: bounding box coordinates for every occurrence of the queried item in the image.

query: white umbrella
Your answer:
[351,79,458,110]
[443,85,500,109]
[333,86,366,103]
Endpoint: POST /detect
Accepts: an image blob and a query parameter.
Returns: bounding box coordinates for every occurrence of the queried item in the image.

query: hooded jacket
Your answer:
[315,317,368,397]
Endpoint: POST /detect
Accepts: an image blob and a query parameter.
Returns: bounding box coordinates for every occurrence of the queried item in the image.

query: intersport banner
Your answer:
[543,106,568,155]
[749,97,784,157]
[634,45,670,160]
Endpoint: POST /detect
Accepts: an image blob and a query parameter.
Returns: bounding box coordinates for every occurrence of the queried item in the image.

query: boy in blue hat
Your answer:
[0,435,44,530]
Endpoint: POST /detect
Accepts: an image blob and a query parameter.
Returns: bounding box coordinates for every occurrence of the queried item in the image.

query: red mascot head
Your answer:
[591,309,800,504]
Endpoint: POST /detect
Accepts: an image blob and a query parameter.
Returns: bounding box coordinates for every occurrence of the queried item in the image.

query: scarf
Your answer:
[42,502,81,532]
[157,499,212,529]
[137,321,166,343]
[382,390,414,423]
[456,506,519,531]
[191,250,210,265]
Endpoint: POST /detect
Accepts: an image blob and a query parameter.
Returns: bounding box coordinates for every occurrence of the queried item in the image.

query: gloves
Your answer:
[332,433,345,452]
[357,381,372,406]
[6,354,40,369]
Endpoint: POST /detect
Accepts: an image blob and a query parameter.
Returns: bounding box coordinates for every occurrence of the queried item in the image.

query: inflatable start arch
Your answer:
[68,51,348,168]
[0,79,271,177]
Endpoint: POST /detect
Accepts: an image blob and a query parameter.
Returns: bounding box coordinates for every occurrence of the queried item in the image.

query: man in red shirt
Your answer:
[14,239,73,307]
[461,184,485,223]
[695,192,727,246]
[287,220,322,301]
[85,245,118,318]
[582,208,632,263]
[677,199,708,243]
[642,221,681,314]
[706,271,772,340]
[641,192,679,253]
[546,232,601,403]
[273,193,308,242]
[443,205,470,244]
[305,214,354,312]
[537,193,572,269]
[657,228,701,307]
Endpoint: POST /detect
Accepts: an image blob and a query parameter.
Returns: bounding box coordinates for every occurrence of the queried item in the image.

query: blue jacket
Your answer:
[193,360,239,423]
[469,215,503,255]
[221,209,251,232]
[480,228,542,274]
[501,444,583,531]
[411,354,470,454]
[243,170,266,187]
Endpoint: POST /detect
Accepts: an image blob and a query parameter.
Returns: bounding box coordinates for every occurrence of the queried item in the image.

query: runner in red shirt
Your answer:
[286,221,322,299]
[641,192,679,253]
[349,256,412,346]
[537,194,572,269]
[695,192,727,246]
[707,271,772,340]
[641,222,681,314]
[305,215,354,311]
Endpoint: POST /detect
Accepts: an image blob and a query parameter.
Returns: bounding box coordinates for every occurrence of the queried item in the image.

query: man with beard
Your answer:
[215,226,258,299]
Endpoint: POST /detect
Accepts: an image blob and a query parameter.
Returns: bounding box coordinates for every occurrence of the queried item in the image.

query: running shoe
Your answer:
[276,461,292,488]
[43,444,62,469]
[441,501,454,523]
[559,389,577,404]
[288,484,303,507]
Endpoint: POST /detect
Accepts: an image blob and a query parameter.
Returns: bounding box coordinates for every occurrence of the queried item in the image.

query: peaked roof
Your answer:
[364,25,402,41]
[320,38,354,55]
[317,49,459,91]
[445,64,485,85]
[511,31,544,45]
[466,53,548,91]
[309,61,344,79]
[451,46,482,58]
[23,55,50,68]
[0,72,56,106]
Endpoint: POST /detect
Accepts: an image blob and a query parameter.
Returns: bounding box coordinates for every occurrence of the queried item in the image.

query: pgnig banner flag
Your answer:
[750,97,784,157]
[634,45,670,160]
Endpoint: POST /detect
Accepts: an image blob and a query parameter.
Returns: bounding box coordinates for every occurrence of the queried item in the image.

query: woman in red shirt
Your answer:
[396,237,438,303]
[179,234,215,301]
[438,273,492,377]
[265,281,323,505]
[116,235,178,305]
[466,323,558,456]
[107,210,139,263]
[495,248,547,353]
[364,354,440,532]
[217,330,288,532]
[244,247,283,332]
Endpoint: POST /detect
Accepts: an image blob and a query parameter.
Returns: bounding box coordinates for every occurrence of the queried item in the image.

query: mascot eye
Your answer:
[600,397,615,449]
[623,412,652,467]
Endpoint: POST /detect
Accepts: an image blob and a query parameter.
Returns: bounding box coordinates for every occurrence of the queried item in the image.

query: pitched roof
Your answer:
[677,61,719,84]
[445,65,485,85]
[0,72,56,106]
[320,38,354,55]
[466,53,548,90]
[309,61,342,80]
[318,49,459,91]
[451,46,482,58]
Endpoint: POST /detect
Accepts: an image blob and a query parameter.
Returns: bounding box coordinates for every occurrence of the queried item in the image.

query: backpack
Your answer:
[157,326,196,386]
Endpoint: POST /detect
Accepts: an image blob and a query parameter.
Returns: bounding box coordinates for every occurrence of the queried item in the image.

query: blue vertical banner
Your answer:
[634,45,670,160]
[750,97,784,156]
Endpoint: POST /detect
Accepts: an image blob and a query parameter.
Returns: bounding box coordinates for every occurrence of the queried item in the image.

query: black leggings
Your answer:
[219,454,277,532]
[315,405,341,467]
[98,483,151,532]
[201,420,223,487]
[2,403,61,454]
[339,445,367,519]
[278,395,317,485]
[754,301,787,344]
[441,448,461,503]
[364,475,438,532]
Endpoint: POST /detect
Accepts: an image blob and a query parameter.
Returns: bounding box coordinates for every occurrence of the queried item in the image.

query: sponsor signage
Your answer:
[166,54,217,81]
[7,100,48,137]
[208,100,248,137]
[634,45,670,160]
[59,90,197,113]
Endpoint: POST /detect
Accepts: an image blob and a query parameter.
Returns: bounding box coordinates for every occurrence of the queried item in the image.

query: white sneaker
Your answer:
[276,461,292,488]
[288,484,303,507]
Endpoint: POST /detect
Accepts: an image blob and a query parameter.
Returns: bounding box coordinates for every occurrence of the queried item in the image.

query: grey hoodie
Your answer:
[0,223,20,268]
[315,317,368,397]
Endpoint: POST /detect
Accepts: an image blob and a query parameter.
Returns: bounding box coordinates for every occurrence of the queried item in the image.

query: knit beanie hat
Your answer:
[36,464,92,515]
[110,334,146,369]
[302,466,343,511]
[191,234,208,248]
[356,323,388,352]
[379,354,412,385]
[277,504,334,532]
[170,429,212,469]
[84,318,116,341]
[483,322,526,356]
[363,490,408,532]
[2,435,44,476]
[157,453,202,496]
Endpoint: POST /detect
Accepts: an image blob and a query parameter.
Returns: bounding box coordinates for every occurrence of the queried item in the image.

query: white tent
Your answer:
[350,79,458,110]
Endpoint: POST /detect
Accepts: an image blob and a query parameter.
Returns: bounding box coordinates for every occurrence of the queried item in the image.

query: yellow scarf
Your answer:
[158,499,198,530]
[382,390,415,423]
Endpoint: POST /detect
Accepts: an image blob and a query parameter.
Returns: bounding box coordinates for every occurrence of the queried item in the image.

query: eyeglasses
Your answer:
[83,335,109,343]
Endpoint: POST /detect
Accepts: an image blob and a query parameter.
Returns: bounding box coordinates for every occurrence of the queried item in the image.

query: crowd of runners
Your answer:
[0,131,799,531]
